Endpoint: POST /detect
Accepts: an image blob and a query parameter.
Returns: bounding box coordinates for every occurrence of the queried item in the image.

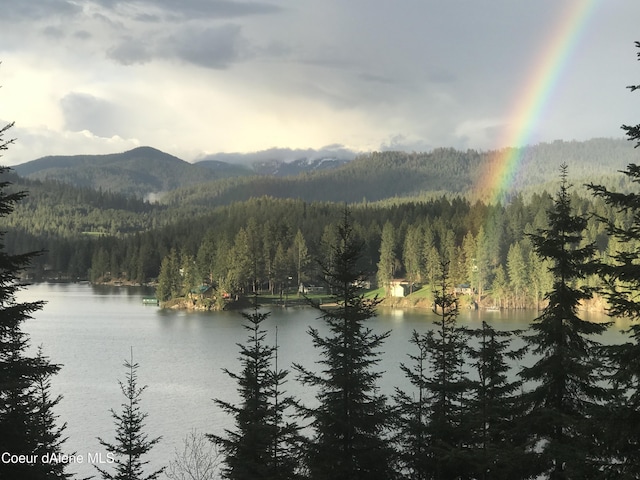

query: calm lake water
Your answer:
[16,282,628,478]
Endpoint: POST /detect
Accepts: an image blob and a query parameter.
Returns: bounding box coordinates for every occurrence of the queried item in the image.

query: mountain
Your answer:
[14,146,354,198]
[162,138,639,207]
[13,146,220,199]
[11,138,638,205]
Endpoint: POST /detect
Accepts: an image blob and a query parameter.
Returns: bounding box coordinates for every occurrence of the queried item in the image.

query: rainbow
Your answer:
[477,0,601,203]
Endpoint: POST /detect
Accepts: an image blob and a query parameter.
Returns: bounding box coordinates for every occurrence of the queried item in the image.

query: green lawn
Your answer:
[407,286,432,300]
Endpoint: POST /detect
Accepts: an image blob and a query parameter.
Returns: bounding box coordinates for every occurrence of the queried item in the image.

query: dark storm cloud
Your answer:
[107,37,154,65]
[357,73,397,85]
[133,12,162,23]
[168,24,246,69]
[92,0,282,20]
[106,23,250,69]
[74,30,92,40]
[42,26,65,39]
[0,0,80,21]
[60,93,122,138]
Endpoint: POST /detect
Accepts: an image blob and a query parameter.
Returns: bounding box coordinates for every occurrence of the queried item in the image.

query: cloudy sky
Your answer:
[0,0,639,165]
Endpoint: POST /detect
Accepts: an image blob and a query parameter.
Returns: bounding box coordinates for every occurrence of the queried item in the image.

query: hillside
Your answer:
[11,138,639,207]
[162,138,639,207]
[14,146,354,199]
[1,136,639,286]
[13,146,221,199]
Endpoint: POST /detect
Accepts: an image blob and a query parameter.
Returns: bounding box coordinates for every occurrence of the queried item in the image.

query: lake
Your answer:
[17,282,625,478]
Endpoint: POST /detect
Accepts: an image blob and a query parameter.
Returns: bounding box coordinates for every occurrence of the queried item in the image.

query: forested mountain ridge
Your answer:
[2,136,639,287]
[13,146,351,199]
[11,138,636,204]
[13,146,222,199]
[162,138,637,207]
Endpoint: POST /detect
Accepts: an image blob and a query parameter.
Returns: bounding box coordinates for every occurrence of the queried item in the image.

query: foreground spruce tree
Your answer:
[587,41,640,477]
[28,347,72,480]
[465,322,530,480]
[96,354,164,480]
[0,119,71,479]
[294,209,395,480]
[392,330,430,479]
[520,164,608,479]
[423,260,472,479]
[210,298,299,480]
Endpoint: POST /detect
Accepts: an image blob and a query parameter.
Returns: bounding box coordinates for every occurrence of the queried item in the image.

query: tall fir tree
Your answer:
[521,164,609,479]
[294,209,395,480]
[209,297,299,480]
[0,119,71,479]
[465,322,530,480]
[587,41,640,478]
[421,260,472,479]
[27,347,72,480]
[392,330,431,480]
[377,221,396,295]
[96,354,164,480]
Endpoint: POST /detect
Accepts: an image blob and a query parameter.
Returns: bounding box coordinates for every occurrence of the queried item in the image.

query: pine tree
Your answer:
[0,119,71,479]
[587,42,640,477]
[156,249,181,302]
[465,322,530,479]
[291,229,309,294]
[96,354,164,480]
[209,298,299,480]
[421,260,472,479]
[27,347,72,479]
[377,220,396,295]
[520,164,609,479]
[294,209,395,480]
[392,330,431,480]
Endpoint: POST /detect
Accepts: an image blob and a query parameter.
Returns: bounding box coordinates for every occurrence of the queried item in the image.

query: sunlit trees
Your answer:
[294,210,395,480]
[403,224,423,294]
[291,229,309,293]
[377,221,397,295]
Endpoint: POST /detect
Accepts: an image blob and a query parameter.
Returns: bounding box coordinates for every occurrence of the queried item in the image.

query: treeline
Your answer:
[123,192,617,309]
[161,138,637,208]
[1,183,632,309]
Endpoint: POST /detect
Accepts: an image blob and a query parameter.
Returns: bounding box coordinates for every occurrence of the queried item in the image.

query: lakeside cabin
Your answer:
[389,279,410,297]
[299,284,325,294]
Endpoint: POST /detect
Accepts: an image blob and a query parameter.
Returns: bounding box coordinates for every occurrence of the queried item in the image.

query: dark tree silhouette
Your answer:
[294,209,395,480]
[210,298,299,480]
[0,118,71,479]
[587,41,640,478]
[521,164,609,479]
[96,354,164,480]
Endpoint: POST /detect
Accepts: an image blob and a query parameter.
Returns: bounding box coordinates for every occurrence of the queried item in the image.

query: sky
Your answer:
[0,0,639,165]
